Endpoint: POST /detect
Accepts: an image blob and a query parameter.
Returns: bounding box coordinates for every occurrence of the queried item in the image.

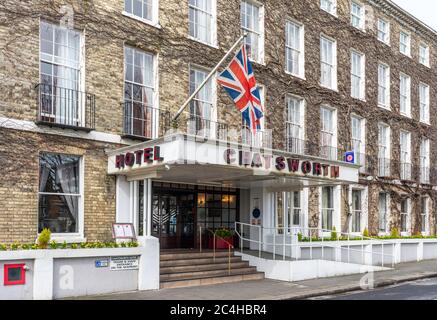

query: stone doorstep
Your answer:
[259,272,437,300]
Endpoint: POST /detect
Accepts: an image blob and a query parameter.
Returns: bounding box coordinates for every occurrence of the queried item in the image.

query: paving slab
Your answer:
[72,259,437,300]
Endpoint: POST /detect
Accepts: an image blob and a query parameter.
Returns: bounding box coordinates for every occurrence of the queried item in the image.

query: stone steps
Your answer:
[160,261,250,274]
[159,250,264,289]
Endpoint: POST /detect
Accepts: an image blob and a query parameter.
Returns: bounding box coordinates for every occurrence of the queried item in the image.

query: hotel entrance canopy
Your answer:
[107,133,359,190]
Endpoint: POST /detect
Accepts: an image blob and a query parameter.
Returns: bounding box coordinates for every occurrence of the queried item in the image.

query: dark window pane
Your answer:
[38,194,79,233]
[39,153,80,194]
[7,267,22,282]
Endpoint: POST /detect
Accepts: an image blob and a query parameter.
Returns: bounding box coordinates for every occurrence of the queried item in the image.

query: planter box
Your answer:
[208,237,233,249]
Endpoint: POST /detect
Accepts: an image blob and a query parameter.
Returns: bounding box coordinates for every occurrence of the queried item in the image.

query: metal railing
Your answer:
[122,101,170,139]
[420,166,430,184]
[377,157,391,177]
[235,222,396,268]
[36,83,96,130]
[400,162,412,180]
[198,226,234,275]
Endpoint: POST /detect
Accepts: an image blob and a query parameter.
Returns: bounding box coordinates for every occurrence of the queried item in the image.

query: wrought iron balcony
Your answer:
[122,101,170,140]
[400,162,413,181]
[36,83,95,131]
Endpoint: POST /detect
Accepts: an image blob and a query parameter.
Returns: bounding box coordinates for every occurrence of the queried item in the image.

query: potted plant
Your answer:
[208,228,234,249]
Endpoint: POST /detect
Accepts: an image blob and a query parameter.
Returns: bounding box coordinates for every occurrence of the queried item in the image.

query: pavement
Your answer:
[74,259,437,300]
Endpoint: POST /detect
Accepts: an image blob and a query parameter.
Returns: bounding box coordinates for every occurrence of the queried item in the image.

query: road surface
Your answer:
[311,277,437,300]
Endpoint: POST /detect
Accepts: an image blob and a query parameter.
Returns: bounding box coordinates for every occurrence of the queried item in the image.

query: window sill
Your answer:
[45,234,87,244]
[319,84,338,92]
[378,104,391,110]
[249,57,265,67]
[187,36,219,49]
[351,96,366,102]
[400,52,412,59]
[285,71,306,81]
[320,9,338,18]
[377,39,391,47]
[122,11,161,29]
[400,112,412,119]
[419,63,431,69]
[419,120,431,126]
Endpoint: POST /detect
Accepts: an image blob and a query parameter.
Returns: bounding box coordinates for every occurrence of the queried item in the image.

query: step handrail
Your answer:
[234,221,396,268]
[199,226,234,275]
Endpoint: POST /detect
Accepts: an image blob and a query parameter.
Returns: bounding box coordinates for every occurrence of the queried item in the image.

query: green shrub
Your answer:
[49,240,58,249]
[37,228,51,249]
[297,232,303,242]
[214,228,234,238]
[21,244,31,250]
[61,241,67,249]
[363,228,369,237]
[10,243,20,250]
[390,228,400,238]
[0,244,7,251]
[127,241,138,247]
[330,227,338,241]
[71,243,78,249]
[31,244,38,250]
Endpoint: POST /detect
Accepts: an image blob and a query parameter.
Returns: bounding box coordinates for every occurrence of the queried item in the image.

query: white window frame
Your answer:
[319,185,341,236]
[378,122,391,177]
[399,73,411,117]
[320,35,337,90]
[351,49,365,100]
[188,0,217,47]
[399,31,411,57]
[123,46,159,139]
[420,138,430,184]
[378,62,390,109]
[123,0,160,28]
[399,130,411,181]
[274,191,307,235]
[285,20,305,79]
[377,18,390,45]
[240,0,265,64]
[421,196,430,235]
[400,198,411,236]
[378,192,390,235]
[188,64,217,138]
[285,95,305,154]
[419,43,430,67]
[350,1,365,31]
[351,114,366,170]
[39,21,85,124]
[320,0,337,16]
[349,185,368,234]
[419,82,430,124]
[320,105,337,160]
[38,154,85,243]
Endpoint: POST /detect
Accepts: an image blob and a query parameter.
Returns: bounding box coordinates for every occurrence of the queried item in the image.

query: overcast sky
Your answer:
[392,0,437,31]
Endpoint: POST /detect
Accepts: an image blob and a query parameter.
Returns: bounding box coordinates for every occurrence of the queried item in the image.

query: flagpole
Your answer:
[171,33,247,123]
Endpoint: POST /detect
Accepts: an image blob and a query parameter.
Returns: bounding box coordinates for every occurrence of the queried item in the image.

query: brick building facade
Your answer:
[0,0,436,244]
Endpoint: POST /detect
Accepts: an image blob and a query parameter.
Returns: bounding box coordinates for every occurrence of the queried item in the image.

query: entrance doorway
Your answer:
[150,182,240,250]
[152,191,195,249]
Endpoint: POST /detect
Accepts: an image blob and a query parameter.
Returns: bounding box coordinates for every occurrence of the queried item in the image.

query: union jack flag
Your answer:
[217,44,264,133]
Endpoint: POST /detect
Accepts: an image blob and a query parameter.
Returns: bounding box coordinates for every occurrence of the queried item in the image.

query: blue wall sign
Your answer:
[345,151,355,164]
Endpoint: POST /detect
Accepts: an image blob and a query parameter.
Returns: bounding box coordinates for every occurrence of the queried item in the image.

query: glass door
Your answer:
[152,191,196,249]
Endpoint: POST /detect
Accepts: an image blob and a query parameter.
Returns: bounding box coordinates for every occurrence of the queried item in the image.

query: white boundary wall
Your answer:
[237,238,437,282]
[0,236,159,300]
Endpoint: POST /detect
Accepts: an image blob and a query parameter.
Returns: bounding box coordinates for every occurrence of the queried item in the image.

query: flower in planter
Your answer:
[37,228,51,249]
[214,227,234,238]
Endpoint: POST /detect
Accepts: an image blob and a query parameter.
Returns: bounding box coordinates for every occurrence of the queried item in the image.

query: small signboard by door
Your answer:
[110,256,139,271]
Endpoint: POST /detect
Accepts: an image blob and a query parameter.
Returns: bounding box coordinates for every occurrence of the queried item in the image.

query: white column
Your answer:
[146,179,153,237]
[138,236,160,290]
[417,241,424,262]
[33,256,54,300]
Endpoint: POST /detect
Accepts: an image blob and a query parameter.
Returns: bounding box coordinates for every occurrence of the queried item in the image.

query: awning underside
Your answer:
[123,164,356,190]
